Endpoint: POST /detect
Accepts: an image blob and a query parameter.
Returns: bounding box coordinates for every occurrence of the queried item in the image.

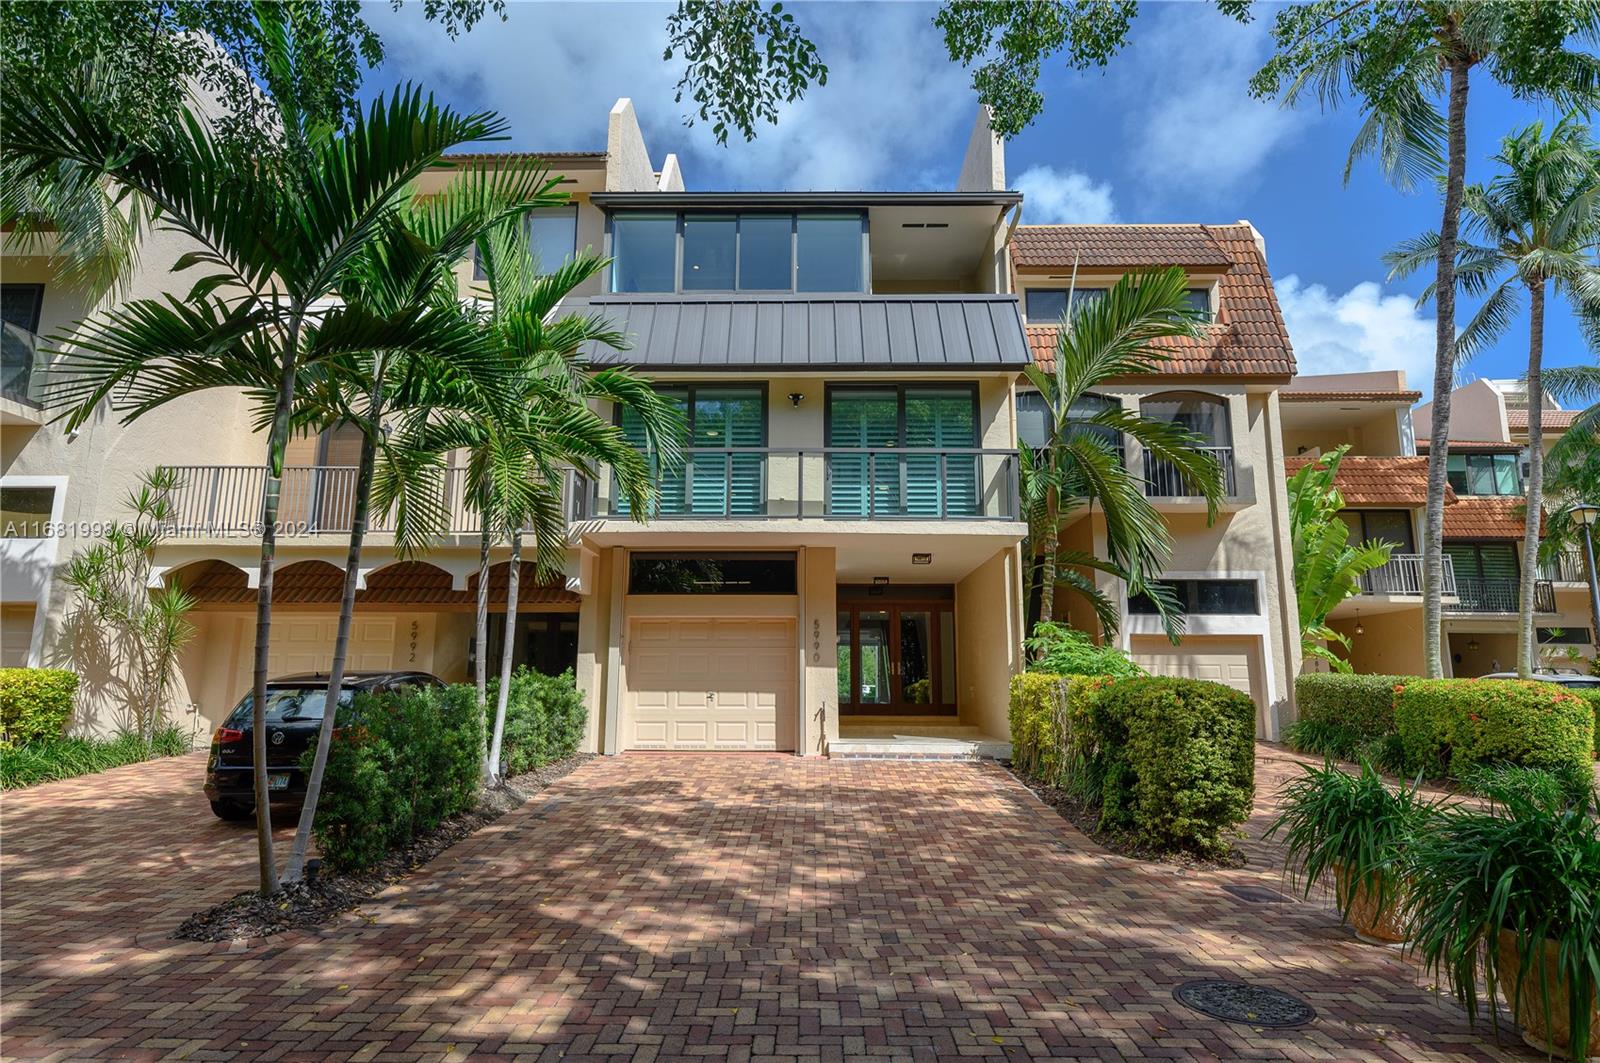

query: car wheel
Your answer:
[209,799,254,822]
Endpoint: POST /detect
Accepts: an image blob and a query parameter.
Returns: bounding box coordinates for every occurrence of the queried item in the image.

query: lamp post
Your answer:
[1573,504,1600,663]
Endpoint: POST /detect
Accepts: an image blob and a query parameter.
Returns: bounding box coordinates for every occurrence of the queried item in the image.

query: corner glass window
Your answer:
[1,486,54,538]
[682,215,737,290]
[737,214,792,290]
[795,215,863,292]
[629,552,797,594]
[610,214,677,292]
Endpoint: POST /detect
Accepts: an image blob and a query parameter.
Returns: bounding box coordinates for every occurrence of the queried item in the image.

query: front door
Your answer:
[837,597,954,715]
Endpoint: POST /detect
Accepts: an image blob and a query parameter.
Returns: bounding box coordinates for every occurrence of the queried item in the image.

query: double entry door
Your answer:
[837,596,955,715]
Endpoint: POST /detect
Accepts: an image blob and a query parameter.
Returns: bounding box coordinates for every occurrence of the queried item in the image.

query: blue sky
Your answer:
[366,0,1594,400]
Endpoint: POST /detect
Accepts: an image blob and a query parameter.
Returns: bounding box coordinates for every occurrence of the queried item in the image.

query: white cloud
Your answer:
[1119,8,1307,197]
[366,2,974,191]
[1014,165,1117,223]
[1274,275,1438,398]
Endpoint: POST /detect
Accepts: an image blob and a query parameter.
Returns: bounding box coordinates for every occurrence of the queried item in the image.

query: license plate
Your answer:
[268,774,291,791]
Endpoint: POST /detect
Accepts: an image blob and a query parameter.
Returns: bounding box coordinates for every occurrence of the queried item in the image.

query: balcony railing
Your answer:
[595,446,1021,521]
[1448,577,1556,614]
[1143,446,1236,498]
[1539,549,1589,584]
[1,322,43,406]
[1360,553,1457,597]
[159,465,591,537]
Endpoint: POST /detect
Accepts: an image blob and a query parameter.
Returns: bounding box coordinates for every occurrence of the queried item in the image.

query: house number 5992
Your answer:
[409,620,419,663]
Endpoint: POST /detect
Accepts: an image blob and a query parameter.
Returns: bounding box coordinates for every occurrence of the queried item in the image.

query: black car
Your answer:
[205,671,444,820]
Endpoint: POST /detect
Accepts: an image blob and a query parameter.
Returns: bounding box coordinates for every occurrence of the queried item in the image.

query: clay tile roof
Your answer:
[1285,455,1454,507]
[1415,439,1524,453]
[1017,223,1294,378]
[1507,409,1580,429]
[1443,496,1533,540]
[1279,389,1422,404]
[175,559,578,606]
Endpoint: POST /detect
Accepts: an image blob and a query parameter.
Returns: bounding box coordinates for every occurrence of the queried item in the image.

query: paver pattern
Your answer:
[2,745,1533,1061]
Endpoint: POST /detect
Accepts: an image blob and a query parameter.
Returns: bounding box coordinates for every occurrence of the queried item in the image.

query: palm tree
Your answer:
[1286,447,1396,672]
[4,78,517,895]
[1388,117,1600,677]
[1024,267,1222,643]
[277,166,567,884]
[1255,0,1600,678]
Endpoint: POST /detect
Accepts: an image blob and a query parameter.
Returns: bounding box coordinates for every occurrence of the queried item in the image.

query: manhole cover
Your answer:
[1173,980,1316,1028]
[1221,882,1289,904]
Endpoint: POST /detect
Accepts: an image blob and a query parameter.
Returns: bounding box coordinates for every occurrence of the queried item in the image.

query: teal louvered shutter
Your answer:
[689,389,765,515]
[904,389,977,516]
[828,390,899,515]
[619,389,688,515]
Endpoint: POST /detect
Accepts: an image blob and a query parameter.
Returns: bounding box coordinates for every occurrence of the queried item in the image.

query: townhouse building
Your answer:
[1286,370,1595,676]
[2,100,1308,752]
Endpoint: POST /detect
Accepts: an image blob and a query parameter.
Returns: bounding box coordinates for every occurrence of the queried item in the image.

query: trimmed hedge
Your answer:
[1009,673,1256,857]
[0,726,190,789]
[0,669,78,746]
[490,668,587,776]
[1580,689,1600,756]
[312,684,483,872]
[1294,672,1412,739]
[1394,679,1594,782]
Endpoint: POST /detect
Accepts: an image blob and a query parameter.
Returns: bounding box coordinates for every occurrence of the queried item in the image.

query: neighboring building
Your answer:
[3,99,1314,750]
[1011,223,1302,737]
[1285,371,1594,676]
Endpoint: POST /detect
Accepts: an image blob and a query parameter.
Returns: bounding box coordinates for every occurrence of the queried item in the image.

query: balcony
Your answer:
[1360,553,1457,597]
[1539,549,1589,584]
[1143,446,1237,498]
[592,447,1021,522]
[159,465,592,537]
[1448,577,1556,615]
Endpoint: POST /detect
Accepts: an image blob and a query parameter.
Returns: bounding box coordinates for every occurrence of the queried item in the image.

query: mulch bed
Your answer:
[1010,765,1247,871]
[172,754,595,943]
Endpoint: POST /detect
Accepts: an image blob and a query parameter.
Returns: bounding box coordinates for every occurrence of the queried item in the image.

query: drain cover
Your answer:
[1173,980,1315,1028]
[1221,882,1289,904]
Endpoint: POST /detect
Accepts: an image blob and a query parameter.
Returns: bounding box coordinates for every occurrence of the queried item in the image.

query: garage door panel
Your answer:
[266,615,395,679]
[625,617,796,751]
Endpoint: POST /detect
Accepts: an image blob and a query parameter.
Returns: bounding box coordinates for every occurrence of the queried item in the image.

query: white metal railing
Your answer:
[1361,553,1457,597]
[1143,445,1236,498]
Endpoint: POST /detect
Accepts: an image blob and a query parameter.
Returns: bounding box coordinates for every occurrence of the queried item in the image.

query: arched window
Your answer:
[1141,391,1230,446]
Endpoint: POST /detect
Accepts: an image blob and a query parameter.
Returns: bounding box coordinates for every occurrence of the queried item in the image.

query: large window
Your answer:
[474,206,578,280]
[1129,578,1259,615]
[1447,451,1521,496]
[1024,287,1105,323]
[1016,390,1049,448]
[618,385,766,516]
[609,211,866,294]
[629,552,797,594]
[1339,509,1415,552]
[0,485,53,539]
[828,386,978,517]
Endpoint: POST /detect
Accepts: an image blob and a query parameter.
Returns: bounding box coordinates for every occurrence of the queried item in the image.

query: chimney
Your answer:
[957,105,1005,192]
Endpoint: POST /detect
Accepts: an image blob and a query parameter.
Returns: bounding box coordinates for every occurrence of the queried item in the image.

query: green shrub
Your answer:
[0,668,78,746]
[1281,718,1365,761]
[0,726,190,789]
[1579,689,1600,756]
[1294,672,1412,739]
[490,668,587,776]
[1457,761,1595,809]
[312,684,484,872]
[1024,622,1143,677]
[1394,679,1594,782]
[1009,673,1255,857]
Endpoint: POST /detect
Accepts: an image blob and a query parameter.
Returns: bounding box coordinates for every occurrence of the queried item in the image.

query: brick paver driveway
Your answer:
[2,747,1530,1061]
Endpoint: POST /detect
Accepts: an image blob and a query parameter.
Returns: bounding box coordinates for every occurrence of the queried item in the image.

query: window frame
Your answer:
[606,210,869,295]
[824,382,981,450]
[1341,508,1416,553]
[1127,578,1261,616]
[1022,285,1109,324]
[627,551,798,595]
[1446,451,1522,496]
[615,382,770,517]
[473,205,580,282]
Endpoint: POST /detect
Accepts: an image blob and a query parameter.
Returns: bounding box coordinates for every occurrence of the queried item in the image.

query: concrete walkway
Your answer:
[0,746,1532,1060]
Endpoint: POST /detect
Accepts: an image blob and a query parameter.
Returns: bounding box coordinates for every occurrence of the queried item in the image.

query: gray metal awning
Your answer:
[574,294,1030,371]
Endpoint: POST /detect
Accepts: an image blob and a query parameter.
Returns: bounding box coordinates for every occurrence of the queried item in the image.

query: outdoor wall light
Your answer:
[788,392,805,407]
[1467,637,1481,652]
[1353,610,1364,636]
[912,553,932,565]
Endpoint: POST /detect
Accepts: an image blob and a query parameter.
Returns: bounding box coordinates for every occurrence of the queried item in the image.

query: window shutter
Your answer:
[905,391,977,517]
[828,391,899,516]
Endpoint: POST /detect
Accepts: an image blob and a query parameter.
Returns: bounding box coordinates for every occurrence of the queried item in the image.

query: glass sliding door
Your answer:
[827,385,978,518]
[618,386,765,516]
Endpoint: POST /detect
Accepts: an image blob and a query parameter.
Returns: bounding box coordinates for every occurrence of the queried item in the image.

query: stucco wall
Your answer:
[954,547,1020,740]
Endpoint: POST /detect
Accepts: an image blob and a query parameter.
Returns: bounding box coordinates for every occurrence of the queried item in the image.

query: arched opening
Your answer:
[1140,391,1234,496]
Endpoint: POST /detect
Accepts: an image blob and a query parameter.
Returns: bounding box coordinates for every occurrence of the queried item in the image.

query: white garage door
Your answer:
[267,615,396,677]
[1131,635,1262,710]
[625,617,796,751]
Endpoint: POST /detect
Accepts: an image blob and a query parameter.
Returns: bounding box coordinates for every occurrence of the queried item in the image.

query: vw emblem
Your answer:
[270,730,286,746]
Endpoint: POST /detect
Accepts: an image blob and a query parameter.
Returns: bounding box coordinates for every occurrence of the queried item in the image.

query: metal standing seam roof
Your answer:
[575,294,1032,370]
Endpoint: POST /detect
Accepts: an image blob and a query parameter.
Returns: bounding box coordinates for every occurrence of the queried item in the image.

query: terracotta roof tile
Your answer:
[176,559,578,607]
[1507,409,1580,429]
[1284,456,1455,507]
[1443,496,1533,540]
[1017,223,1294,378]
[1416,439,1524,453]
[1280,389,1422,403]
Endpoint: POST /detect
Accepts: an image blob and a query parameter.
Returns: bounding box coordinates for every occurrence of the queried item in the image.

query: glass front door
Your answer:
[837,598,955,715]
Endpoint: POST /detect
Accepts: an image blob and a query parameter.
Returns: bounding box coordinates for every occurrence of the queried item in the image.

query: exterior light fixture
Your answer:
[1467,637,1481,652]
[912,553,932,565]
[1354,610,1364,637]
[788,392,805,407]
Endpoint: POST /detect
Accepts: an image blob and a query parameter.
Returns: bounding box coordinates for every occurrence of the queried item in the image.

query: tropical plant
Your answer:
[1023,267,1220,641]
[1286,446,1395,671]
[1269,759,1436,944]
[1023,621,1143,678]
[1388,117,1600,678]
[1404,784,1600,1060]
[61,468,195,742]
[4,72,516,894]
[1252,1,1600,681]
[278,163,566,884]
